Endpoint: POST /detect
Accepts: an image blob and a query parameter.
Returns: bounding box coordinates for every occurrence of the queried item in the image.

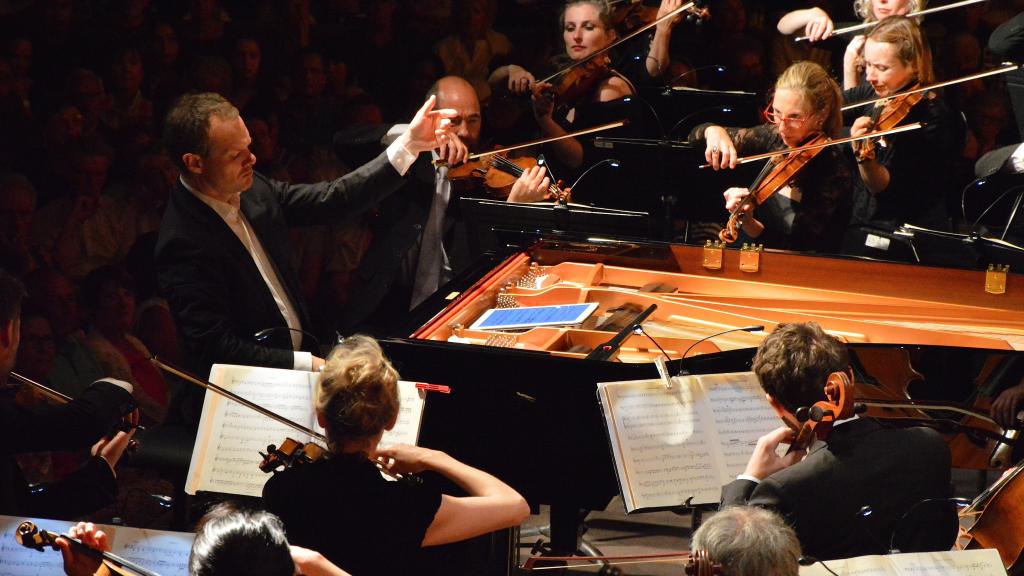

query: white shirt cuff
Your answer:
[386,133,417,176]
[293,351,314,372]
[98,378,134,395]
[736,474,762,484]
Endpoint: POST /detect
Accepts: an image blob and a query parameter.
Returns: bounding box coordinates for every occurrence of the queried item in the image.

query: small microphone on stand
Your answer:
[678,325,764,376]
[586,304,657,361]
[565,158,620,198]
[665,64,726,90]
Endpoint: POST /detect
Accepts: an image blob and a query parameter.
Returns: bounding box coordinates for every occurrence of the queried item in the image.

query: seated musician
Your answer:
[57,504,351,576]
[844,16,961,233]
[723,321,951,560]
[340,75,554,333]
[262,335,529,576]
[0,268,138,519]
[690,61,853,253]
[490,0,636,172]
[691,506,801,576]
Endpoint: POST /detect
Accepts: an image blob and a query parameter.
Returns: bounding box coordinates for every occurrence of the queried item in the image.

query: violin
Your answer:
[15,521,161,576]
[851,87,924,163]
[786,370,857,452]
[535,1,709,112]
[719,131,828,244]
[149,357,420,484]
[445,152,569,202]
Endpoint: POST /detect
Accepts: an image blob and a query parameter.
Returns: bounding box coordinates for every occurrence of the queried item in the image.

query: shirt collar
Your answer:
[180,175,241,222]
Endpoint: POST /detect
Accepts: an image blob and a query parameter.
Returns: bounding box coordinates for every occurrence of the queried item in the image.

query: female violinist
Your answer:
[844,15,960,231]
[777,0,926,89]
[262,335,529,576]
[691,61,853,253]
[489,0,638,171]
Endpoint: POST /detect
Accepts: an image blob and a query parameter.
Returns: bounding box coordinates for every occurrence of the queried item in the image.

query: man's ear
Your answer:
[385,413,398,432]
[766,393,790,420]
[316,411,327,429]
[181,153,203,176]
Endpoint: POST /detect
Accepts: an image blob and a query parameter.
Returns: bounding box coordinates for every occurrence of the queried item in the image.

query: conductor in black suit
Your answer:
[156,92,462,376]
[721,322,952,561]
[0,269,138,518]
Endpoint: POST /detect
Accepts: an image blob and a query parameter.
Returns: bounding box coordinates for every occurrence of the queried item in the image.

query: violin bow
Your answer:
[9,371,74,403]
[538,2,701,84]
[150,355,327,443]
[522,551,691,571]
[795,0,987,41]
[841,63,1019,111]
[435,120,627,168]
[697,122,923,169]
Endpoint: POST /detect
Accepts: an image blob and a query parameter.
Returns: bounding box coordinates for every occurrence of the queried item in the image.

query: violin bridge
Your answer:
[702,240,724,270]
[739,243,763,273]
[985,264,1010,294]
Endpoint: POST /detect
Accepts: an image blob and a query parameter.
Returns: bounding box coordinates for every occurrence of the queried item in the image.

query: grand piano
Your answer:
[381,233,1024,522]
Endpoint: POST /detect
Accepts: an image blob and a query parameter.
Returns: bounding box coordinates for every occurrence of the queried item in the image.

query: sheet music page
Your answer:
[377,381,426,449]
[0,515,194,576]
[798,549,1007,576]
[598,377,720,512]
[186,364,318,497]
[696,372,780,485]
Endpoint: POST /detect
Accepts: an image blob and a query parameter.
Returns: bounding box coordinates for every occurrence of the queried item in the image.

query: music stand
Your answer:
[460,198,652,260]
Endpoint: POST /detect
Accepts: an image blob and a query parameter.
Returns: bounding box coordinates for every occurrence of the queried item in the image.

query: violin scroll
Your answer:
[15,521,58,551]
[259,437,326,473]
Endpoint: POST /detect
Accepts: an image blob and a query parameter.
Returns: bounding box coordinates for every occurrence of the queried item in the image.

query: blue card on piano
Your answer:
[470,302,599,330]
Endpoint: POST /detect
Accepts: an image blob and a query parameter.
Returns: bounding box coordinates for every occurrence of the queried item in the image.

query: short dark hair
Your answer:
[752,322,848,413]
[0,268,26,327]
[189,503,295,576]
[163,92,239,170]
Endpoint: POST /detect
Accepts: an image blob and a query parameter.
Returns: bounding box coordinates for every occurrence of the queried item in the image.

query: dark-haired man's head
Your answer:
[188,503,295,576]
[751,322,848,415]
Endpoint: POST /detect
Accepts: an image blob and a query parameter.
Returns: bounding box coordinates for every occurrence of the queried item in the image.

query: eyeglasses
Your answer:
[763,105,808,127]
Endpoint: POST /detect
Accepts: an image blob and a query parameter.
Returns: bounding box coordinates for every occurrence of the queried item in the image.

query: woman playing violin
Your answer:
[777,0,925,89]
[691,61,853,253]
[263,335,529,576]
[491,0,636,171]
[844,16,960,231]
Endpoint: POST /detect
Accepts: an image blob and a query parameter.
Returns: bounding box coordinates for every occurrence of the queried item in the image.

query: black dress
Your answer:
[263,453,442,576]
[689,122,854,253]
[843,84,963,230]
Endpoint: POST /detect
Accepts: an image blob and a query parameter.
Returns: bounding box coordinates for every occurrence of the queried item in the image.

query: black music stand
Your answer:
[460,198,653,260]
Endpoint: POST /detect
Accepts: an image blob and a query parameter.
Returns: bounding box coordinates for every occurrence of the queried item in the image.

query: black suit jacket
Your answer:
[721,418,951,560]
[0,380,134,518]
[155,152,405,375]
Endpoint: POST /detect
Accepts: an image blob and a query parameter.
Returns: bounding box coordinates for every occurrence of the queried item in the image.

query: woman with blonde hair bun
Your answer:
[264,335,529,576]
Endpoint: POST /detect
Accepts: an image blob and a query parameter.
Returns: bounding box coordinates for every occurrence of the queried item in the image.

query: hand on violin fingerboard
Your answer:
[742,427,806,481]
[507,165,551,203]
[56,523,112,576]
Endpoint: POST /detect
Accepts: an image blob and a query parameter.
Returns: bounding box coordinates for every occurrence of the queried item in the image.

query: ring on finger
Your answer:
[712,145,720,154]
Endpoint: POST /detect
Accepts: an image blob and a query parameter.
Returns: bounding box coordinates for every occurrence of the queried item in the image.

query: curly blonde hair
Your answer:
[854,0,926,22]
[316,335,400,451]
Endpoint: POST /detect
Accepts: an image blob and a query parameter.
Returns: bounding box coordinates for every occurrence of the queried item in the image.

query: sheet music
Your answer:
[0,515,193,576]
[599,377,719,512]
[187,364,426,497]
[187,364,319,497]
[378,383,426,449]
[798,549,1007,576]
[599,372,780,512]
[697,372,779,483]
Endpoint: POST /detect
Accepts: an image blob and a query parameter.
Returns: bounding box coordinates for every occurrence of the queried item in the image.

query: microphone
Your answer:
[798,556,839,576]
[678,325,764,375]
[566,158,620,197]
[254,326,322,353]
[666,64,726,88]
[669,105,737,138]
